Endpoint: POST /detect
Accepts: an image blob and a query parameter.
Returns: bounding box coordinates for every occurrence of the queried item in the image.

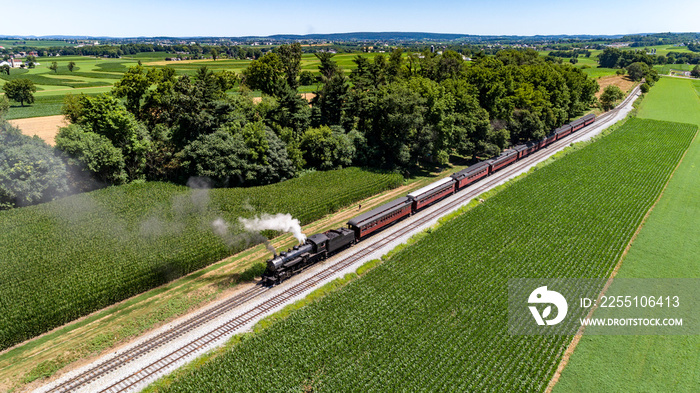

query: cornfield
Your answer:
[152,119,697,392]
[0,167,403,350]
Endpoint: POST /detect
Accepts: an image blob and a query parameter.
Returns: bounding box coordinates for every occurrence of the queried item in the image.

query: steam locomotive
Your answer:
[261,114,595,285]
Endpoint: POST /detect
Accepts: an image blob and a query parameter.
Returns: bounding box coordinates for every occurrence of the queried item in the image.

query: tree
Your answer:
[626,62,649,81]
[0,121,70,209]
[387,48,405,81]
[315,52,341,80]
[277,43,302,89]
[435,50,464,81]
[300,126,355,170]
[598,47,622,68]
[299,71,315,86]
[270,82,312,136]
[2,79,36,107]
[211,48,218,61]
[49,61,58,73]
[311,74,348,126]
[55,124,128,185]
[179,129,246,186]
[62,94,151,179]
[112,65,152,117]
[349,55,374,89]
[0,64,9,75]
[692,65,700,78]
[599,85,624,110]
[67,61,76,72]
[242,52,284,96]
[0,96,9,118]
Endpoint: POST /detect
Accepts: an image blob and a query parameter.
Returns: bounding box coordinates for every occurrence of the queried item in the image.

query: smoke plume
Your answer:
[238,213,307,244]
[211,217,277,256]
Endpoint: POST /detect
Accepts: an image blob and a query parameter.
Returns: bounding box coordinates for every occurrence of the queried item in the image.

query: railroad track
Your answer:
[41,85,639,393]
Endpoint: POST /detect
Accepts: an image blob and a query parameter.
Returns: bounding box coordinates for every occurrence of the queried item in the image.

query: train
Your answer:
[261,114,596,285]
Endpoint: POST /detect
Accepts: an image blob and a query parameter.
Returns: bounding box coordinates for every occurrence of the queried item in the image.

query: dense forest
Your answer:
[0,46,600,210]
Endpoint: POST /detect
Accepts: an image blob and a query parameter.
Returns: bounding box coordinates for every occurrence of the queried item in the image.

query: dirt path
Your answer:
[8,115,67,145]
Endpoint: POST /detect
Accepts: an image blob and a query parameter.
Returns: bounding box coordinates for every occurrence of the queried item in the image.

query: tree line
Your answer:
[598,47,700,68]
[1,46,601,210]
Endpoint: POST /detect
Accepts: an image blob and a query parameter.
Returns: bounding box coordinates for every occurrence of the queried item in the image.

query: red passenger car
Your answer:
[407,178,456,211]
[347,197,413,239]
[450,160,492,189]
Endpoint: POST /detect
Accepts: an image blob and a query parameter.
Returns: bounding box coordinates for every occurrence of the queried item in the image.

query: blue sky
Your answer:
[2,0,699,37]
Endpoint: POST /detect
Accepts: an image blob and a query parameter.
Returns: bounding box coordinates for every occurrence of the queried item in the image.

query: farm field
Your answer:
[581,66,617,78]
[0,52,381,119]
[554,75,700,393]
[0,168,403,352]
[0,163,466,392]
[0,56,137,119]
[6,115,66,145]
[0,40,71,49]
[654,63,695,75]
[644,44,696,56]
[534,50,617,79]
[637,77,700,125]
[146,118,696,392]
[593,74,637,98]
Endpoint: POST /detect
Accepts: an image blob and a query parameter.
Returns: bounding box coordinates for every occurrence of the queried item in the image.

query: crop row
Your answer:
[153,119,697,392]
[0,167,403,350]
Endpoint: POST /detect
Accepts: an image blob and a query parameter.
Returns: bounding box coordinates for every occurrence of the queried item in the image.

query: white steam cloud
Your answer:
[238,213,307,244]
[211,217,277,255]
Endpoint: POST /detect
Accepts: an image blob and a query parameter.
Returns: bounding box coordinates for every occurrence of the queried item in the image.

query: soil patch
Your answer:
[595,75,637,98]
[252,92,315,104]
[8,115,67,145]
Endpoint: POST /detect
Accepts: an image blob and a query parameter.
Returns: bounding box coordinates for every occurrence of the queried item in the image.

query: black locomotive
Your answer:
[262,228,355,284]
[262,114,596,285]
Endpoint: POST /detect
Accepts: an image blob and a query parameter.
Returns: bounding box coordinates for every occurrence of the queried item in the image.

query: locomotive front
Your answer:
[262,243,314,284]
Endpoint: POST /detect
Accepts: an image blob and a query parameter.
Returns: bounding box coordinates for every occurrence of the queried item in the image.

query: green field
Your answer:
[644,44,696,56]
[581,67,618,79]
[637,77,700,125]
[0,168,402,351]
[147,119,696,392]
[535,50,618,79]
[555,75,700,393]
[0,56,140,118]
[654,63,696,75]
[0,52,385,119]
[0,39,71,49]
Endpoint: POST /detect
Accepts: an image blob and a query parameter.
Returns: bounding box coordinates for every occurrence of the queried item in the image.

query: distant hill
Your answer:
[0,32,629,43]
